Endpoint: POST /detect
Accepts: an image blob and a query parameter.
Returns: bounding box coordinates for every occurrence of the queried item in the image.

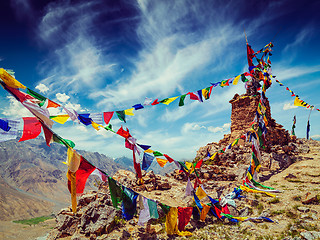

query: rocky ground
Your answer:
[42,138,320,240]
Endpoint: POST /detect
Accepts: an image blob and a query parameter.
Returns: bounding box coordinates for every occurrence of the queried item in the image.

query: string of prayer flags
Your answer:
[19,117,42,142]
[0,68,26,89]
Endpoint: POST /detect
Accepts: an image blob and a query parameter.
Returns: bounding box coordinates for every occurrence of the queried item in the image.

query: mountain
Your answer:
[0,136,127,220]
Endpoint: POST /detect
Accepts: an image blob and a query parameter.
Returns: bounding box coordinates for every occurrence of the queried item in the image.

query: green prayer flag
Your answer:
[116,111,126,123]
[53,134,75,148]
[108,177,123,208]
[241,74,248,82]
[179,94,186,107]
[159,203,170,214]
[147,199,159,219]
[27,88,47,106]
[153,151,163,157]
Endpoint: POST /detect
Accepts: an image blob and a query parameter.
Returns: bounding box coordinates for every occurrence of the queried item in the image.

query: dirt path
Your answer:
[0,219,55,240]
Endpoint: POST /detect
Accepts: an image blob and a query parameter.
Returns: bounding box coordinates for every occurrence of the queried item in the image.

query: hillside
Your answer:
[0,137,130,221]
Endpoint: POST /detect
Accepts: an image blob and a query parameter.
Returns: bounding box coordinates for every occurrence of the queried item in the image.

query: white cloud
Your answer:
[283,102,298,111]
[76,125,88,132]
[1,96,32,117]
[207,123,231,133]
[35,83,49,93]
[56,93,70,103]
[181,122,206,134]
[311,135,320,140]
[273,65,320,82]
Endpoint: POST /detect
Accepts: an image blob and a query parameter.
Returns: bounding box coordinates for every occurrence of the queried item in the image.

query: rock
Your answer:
[300,231,320,240]
[285,173,297,179]
[297,207,310,213]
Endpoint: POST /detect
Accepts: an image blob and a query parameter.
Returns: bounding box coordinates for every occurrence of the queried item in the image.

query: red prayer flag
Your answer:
[187,92,199,101]
[178,207,193,231]
[246,44,255,67]
[195,159,203,168]
[164,154,174,163]
[125,139,134,150]
[19,117,42,142]
[151,99,159,105]
[116,126,131,139]
[133,150,142,179]
[6,86,36,102]
[103,112,114,124]
[68,156,96,194]
[47,99,60,108]
[41,122,53,146]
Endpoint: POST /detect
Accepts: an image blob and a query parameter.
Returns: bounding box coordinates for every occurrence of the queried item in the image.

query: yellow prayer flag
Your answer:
[196,185,207,200]
[144,149,154,154]
[51,115,70,124]
[202,89,209,99]
[156,158,168,167]
[124,108,135,116]
[67,170,77,213]
[209,152,217,160]
[200,204,211,221]
[67,148,81,172]
[232,216,248,221]
[91,121,103,131]
[240,185,276,197]
[0,68,26,89]
[161,96,179,105]
[294,96,305,107]
[185,162,192,170]
[233,75,241,85]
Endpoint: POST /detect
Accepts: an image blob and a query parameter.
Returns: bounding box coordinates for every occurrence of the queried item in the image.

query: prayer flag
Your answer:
[78,114,93,126]
[133,150,142,179]
[0,68,26,89]
[195,159,203,168]
[147,199,159,219]
[116,111,126,123]
[153,151,163,157]
[151,99,159,105]
[0,118,20,142]
[103,112,114,124]
[164,154,174,163]
[19,117,42,142]
[67,148,81,172]
[26,88,46,103]
[200,204,211,221]
[233,75,241,85]
[138,144,151,151]
[108,177,123,208]
[67,156,96,194]
[196,90,203,102]
[117,126,131,139]
[22,101,54,128]
[63,107,78,122]
[67,170,77,213]
[5,85,36,102]
[179,94,187,106]
[156,158,168,167]
[187,92,199,101]
[122,187,138,220]
[165,207,179,235]
[142,153,154,171]
[132,104,144,110]
[89,113,103,125]
[196,185,207,200]
[0,118,10,132]
[246,44,255,67]
[185,177,193,196]
[307,120,310,140]
[50,115,69,124]
[138,196,151,226]
[178,207,193,231]
[144,148,154,154]
[160,96,179,105]
[46,99,60,108]
[124,108,135,116]
[143,97,153,105]
[41,123,53,147]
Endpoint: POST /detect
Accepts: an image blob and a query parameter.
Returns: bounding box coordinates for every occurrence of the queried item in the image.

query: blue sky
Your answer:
[1,0,320,161]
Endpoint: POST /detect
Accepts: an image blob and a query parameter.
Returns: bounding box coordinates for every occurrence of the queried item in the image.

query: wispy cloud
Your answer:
[283,102,298,111]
